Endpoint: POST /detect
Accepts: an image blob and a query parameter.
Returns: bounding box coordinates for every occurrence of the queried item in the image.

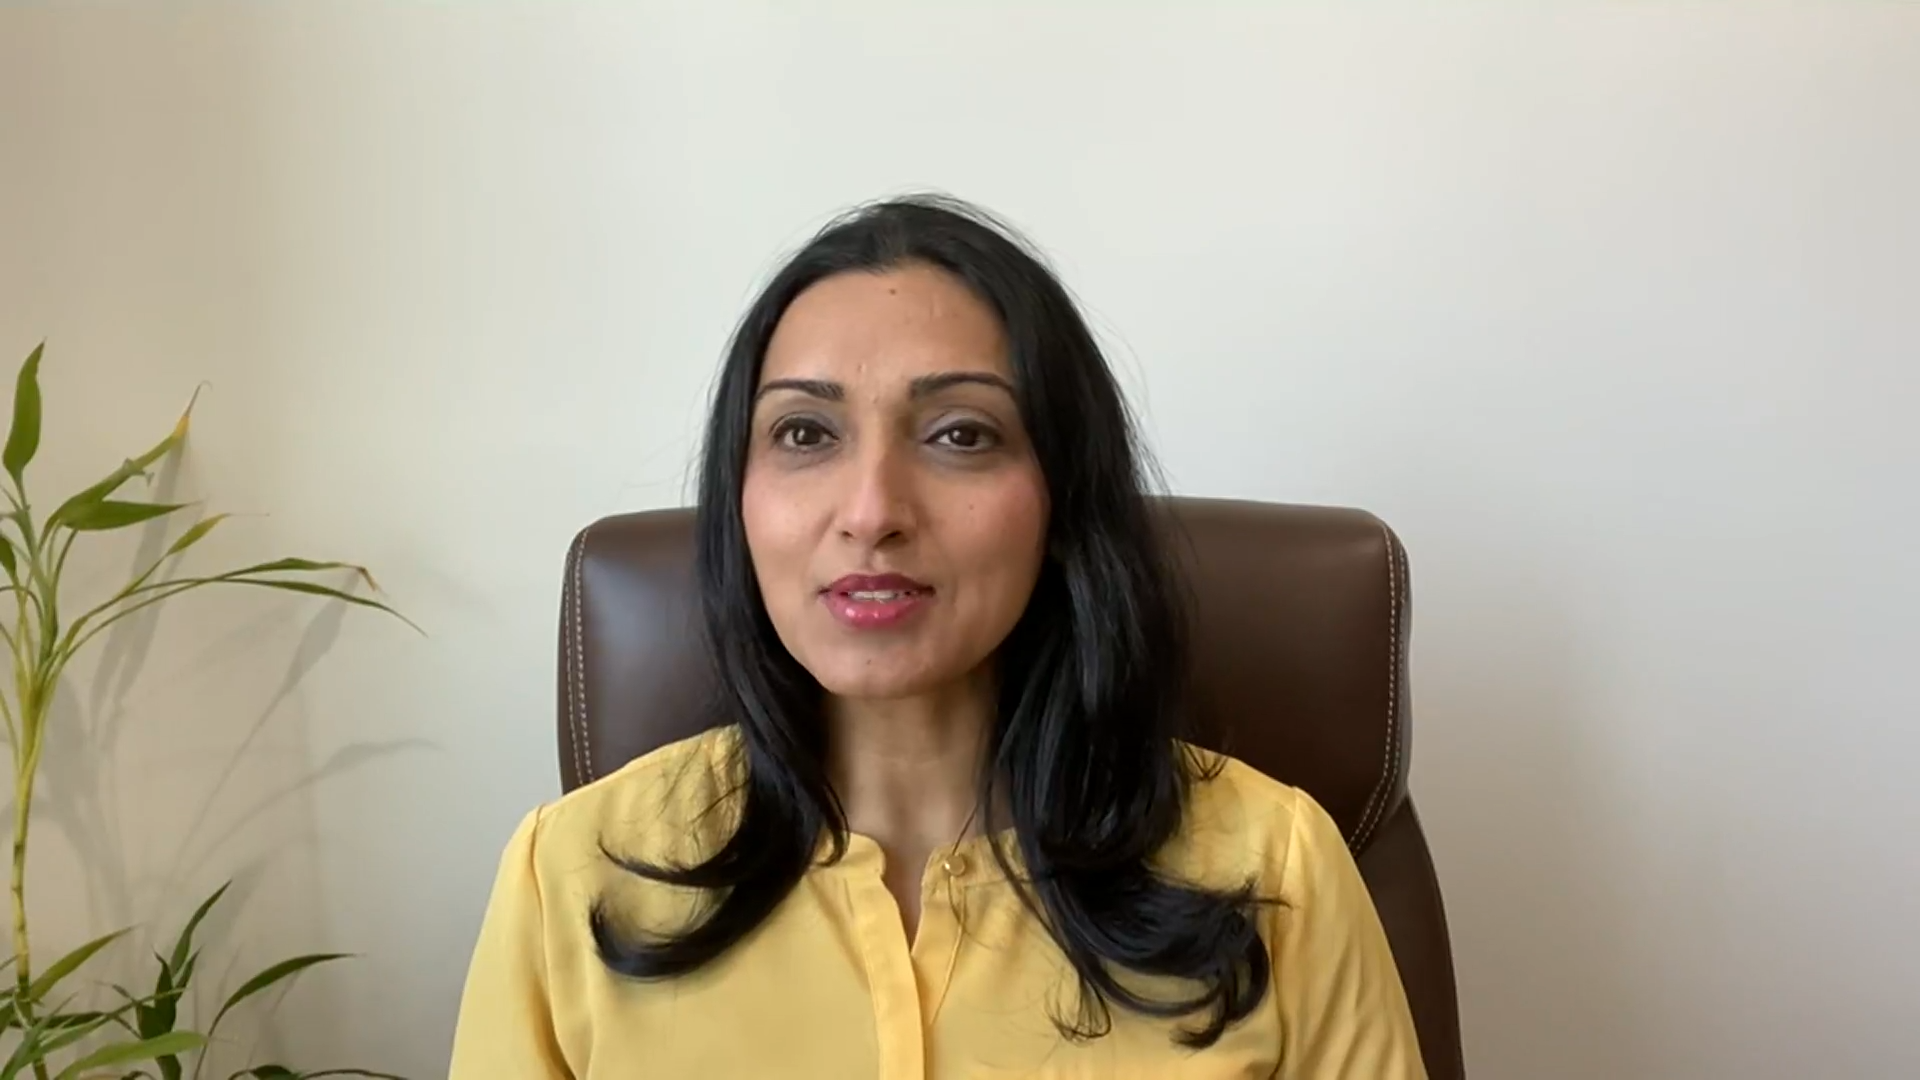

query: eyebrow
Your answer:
[753,371,1016,404]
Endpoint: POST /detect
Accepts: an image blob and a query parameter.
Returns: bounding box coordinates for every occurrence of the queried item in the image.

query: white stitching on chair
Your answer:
[567,526,595,785]
[1380,537,1407,841]
[1350,519,1402,851]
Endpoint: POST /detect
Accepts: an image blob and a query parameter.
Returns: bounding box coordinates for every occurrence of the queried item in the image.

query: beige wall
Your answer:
[3,4,1917,1076]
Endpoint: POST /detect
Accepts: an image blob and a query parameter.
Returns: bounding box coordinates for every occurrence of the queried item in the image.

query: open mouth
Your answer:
[841,588,923,602]
[822,574,933,629]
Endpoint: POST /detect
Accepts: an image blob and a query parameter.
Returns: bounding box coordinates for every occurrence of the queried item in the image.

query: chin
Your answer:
[816,674,940,702]
[808,657,947,702]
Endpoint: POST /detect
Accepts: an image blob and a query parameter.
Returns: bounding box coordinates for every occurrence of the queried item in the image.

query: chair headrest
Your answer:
[558,496,1411,852]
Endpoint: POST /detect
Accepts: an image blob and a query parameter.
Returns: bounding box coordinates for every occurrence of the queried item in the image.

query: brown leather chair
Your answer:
[555,496,1465,1078]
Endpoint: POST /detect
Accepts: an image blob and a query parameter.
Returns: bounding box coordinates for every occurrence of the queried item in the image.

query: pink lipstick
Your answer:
[822,573,932,630]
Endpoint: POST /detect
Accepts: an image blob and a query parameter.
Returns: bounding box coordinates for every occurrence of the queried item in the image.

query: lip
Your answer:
[821,573,933,630]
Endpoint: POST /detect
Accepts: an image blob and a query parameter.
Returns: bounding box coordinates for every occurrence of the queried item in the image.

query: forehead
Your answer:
[760,263,1011,387]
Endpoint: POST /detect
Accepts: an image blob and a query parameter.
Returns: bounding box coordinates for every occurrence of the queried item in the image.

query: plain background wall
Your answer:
[3,3,1917,1076]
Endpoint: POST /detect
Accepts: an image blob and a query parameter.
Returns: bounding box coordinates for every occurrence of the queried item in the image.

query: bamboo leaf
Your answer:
[12,991,126,1058]
[167,882,228,975]
[60,500,187,532]
[4,343,44,485]
[112,557,375,606]
[1,1022,44,1078]
[169,387,198,443]
[4,999,118,1037]
[68,562,418,662]
[45,386,196,531]
[105,983,154,1036]
[27,927,130,1001]
[83,515,231,623]
[210,953,349,1031]
[52,1032,206,1080]
[221,558,376,589]
[150,950,187,1080]
[38,1008,111,1030]
[162,515,230,562]
[216,579,418,633]
[47,411,189,526]
[138,952,175,1038]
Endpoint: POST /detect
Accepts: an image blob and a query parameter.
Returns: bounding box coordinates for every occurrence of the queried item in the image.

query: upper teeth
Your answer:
[850,590,908,601]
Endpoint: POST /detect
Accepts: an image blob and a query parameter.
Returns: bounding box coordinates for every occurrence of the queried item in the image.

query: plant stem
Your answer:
[9,508,53,1080]
[10,749,31,1004]
[11,724,51,1080]
[8,625,32,1017]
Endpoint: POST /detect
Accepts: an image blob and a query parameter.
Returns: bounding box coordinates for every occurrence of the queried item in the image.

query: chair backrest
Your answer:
[556,496,1464,1078]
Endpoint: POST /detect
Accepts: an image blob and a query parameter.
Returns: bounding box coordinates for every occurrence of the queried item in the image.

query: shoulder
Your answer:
[1163,743,1350,898]
[525,725,745,879]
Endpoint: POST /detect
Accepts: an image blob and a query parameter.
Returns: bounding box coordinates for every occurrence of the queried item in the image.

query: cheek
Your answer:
[741,467,810,598]
[958,472,1050,598]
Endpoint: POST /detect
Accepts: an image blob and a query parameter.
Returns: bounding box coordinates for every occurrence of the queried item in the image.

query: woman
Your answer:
[450,196,1427,1077]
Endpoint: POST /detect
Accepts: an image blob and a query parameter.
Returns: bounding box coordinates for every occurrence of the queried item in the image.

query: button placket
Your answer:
[912,854,970,1061]
[842,838,928,1080]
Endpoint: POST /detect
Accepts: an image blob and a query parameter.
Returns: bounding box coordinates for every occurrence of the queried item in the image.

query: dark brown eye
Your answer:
[932,422,998,451]
[773,418,834,451]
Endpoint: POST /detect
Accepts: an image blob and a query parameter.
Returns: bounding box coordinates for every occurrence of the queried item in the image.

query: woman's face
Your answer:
[742,262,1049,702]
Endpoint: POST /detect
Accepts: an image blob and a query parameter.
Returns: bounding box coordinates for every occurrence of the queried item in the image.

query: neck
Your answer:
[825,675,992,853]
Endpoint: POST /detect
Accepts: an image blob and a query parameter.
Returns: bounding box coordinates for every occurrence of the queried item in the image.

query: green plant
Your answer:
[0,343,413,1078]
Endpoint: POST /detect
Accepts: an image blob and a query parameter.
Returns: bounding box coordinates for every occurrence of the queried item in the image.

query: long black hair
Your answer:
[592,195,1269,1047]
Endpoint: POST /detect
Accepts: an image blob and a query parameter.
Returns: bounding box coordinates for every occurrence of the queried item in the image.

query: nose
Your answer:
[835,438,915,548]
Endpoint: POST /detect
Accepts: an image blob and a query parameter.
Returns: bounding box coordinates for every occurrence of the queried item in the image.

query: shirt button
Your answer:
[941,852,969,877]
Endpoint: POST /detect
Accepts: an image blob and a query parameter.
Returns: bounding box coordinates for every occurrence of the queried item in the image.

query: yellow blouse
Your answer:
[449,728,1427,1078]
